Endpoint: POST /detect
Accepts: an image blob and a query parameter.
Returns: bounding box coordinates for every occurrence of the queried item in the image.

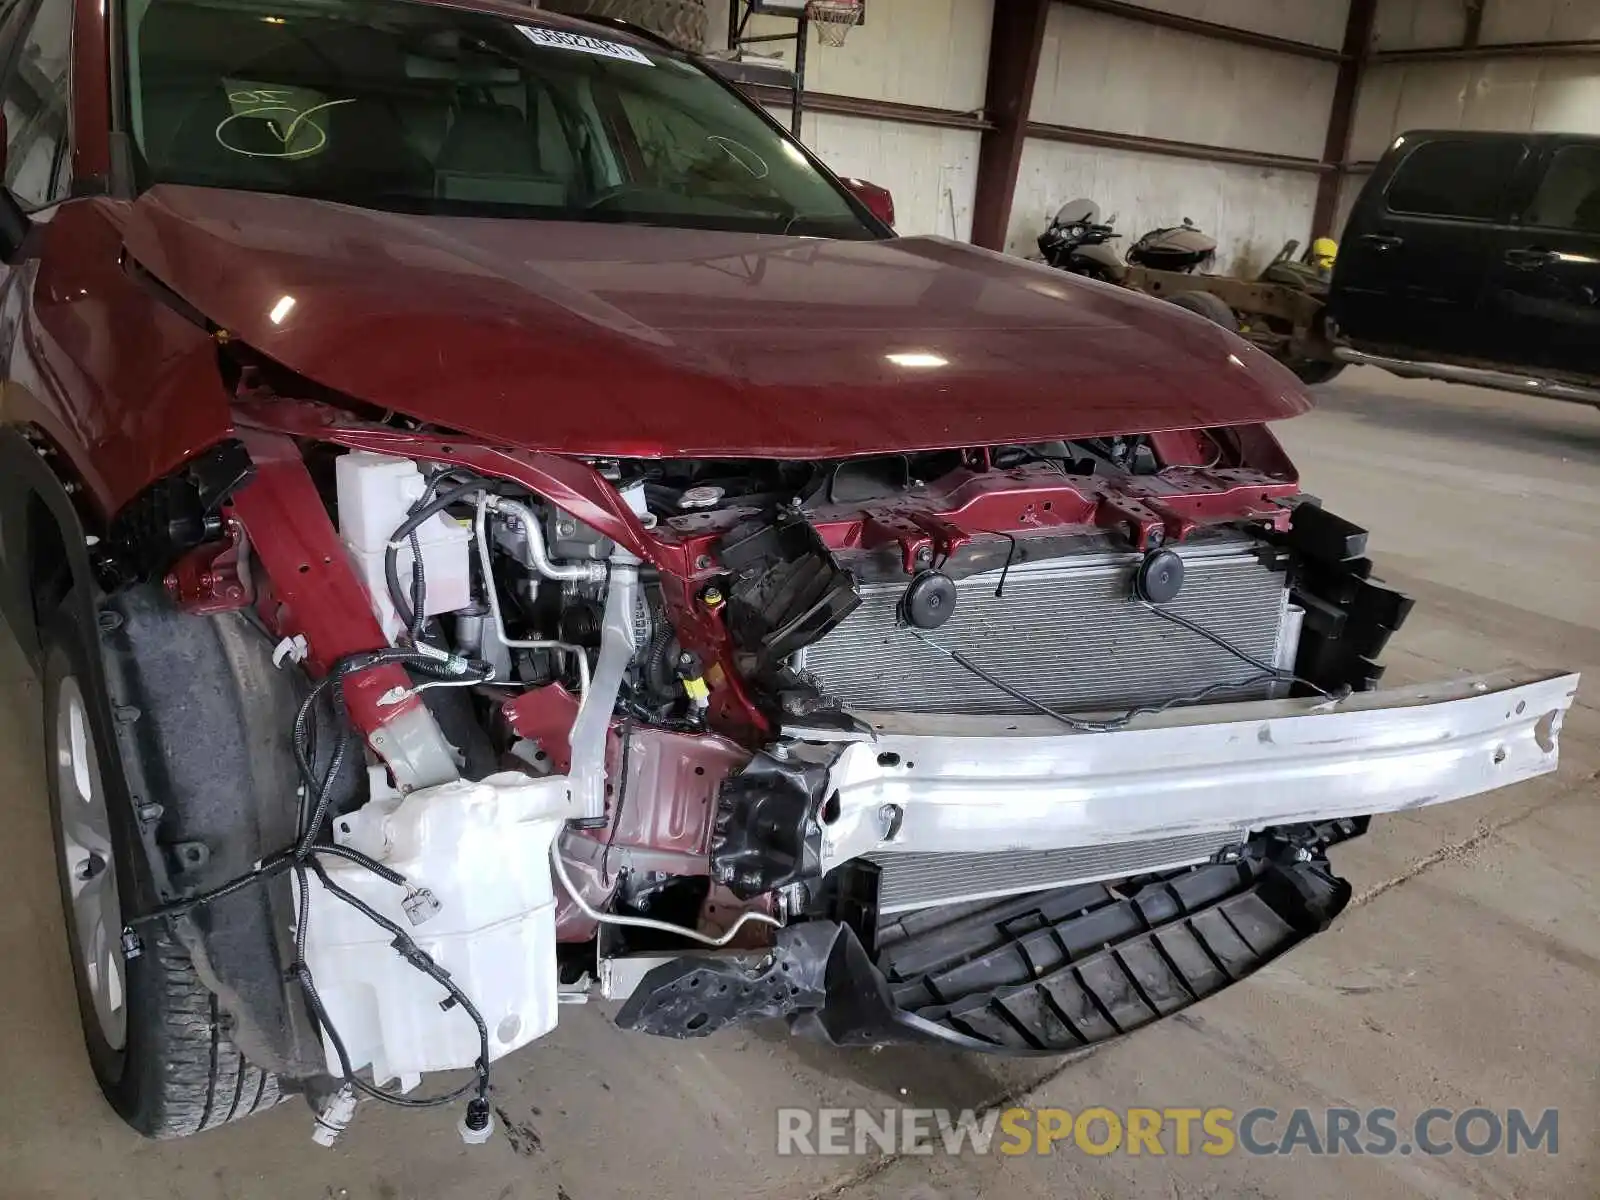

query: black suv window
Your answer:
[1385,139,1523,222]
[3,0,71,210]
[1524,145,1600,233]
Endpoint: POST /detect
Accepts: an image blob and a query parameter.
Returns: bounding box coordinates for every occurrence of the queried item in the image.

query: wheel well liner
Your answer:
[100,587,334,1083]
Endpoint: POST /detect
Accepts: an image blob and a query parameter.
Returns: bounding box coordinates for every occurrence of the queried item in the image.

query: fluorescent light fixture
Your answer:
[268,295,296,324]
[885,351,948,369]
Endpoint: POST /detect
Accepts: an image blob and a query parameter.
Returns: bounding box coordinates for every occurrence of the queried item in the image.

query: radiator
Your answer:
[870,831,1248,914]
[800,539,1292,716]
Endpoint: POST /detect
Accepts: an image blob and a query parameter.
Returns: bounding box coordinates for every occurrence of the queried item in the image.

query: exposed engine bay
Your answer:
[116,394,1576,1142]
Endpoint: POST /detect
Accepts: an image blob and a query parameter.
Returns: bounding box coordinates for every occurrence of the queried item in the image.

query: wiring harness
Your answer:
[127,475,503,1135]
[125,645,498,1128]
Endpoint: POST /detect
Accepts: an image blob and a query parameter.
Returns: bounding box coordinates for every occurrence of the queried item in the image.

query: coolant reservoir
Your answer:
[299,772,571,1089]
[335,452,472,642]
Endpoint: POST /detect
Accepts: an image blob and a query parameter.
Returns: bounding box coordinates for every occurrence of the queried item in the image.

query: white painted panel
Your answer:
[1371,0,1467,50]
[1010,138,1319,275]
[788,112,980,239]
[1528,60,1600,130]
[1351,56,1600,162]
[740,0,993,110]
[1481,0,1600,44]
[1032,6,1337,160]
[1123,0,1349,48]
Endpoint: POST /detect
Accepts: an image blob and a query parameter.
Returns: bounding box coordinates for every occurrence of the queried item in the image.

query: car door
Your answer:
[1478,140,1600,378]
[1332,135,1529,357]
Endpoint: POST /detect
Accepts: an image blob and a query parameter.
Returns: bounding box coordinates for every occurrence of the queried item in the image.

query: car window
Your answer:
[3,0,72,210]
[123,0,876,238]
[1385,139,1523,222]
[1523,145,1600,234]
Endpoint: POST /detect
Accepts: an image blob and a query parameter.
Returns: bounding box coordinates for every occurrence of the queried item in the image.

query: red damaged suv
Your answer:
[0,0,1577,1144]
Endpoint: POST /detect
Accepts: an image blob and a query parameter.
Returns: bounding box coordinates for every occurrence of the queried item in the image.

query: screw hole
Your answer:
[694,766,706,776]
[876,752,900,768]
[297,563,311,574]
[686,1013,708,1031]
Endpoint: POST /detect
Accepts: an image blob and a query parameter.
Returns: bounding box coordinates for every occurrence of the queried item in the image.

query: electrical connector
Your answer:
[402,887,441,926]
[458,1098,495,1146]
[311,1083,358,1148]
[410,640,473,675]
[272,634,310,668]
[676,650,711,715]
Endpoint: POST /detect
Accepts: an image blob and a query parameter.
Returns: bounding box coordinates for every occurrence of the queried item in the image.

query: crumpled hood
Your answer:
[123,185,1311,458]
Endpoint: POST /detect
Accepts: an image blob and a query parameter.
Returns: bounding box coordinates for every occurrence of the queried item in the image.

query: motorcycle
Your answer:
[1036,198,1124,281]
[1038,200,1219,281]
[1127,217,1218,273]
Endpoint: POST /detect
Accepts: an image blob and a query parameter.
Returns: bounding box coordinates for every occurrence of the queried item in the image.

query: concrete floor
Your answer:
[0,368,1596,1199]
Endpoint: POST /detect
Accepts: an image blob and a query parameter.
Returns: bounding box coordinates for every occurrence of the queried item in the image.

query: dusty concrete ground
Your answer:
[0,369,1595,1199]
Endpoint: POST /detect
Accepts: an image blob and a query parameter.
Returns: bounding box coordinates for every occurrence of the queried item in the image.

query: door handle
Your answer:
[1360,233,1404,251]
[1503,246,1557,269]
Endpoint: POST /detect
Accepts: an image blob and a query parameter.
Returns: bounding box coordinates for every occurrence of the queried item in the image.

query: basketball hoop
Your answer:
[805,0,862,47]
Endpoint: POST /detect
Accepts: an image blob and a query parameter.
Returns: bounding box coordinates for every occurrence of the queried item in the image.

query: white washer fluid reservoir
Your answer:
[335,451,472,642]
[299,772,570,1089]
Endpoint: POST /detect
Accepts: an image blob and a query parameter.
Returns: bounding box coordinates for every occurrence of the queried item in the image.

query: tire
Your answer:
[1289,359,1346,385]
[41,594,282,1138]
[1167,290,1240,332]
[539,0,709,51]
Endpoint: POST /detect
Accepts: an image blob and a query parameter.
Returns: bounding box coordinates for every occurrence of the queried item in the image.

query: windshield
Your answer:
[123,0,877,236]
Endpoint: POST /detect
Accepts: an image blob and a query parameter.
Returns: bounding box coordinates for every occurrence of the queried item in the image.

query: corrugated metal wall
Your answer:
[719,0,989,238]
[718,0,1342,261]
[1120,0,1348,46]
[793,115,980,240]
[1012,143,1318,276]
[1009,3,1340,272]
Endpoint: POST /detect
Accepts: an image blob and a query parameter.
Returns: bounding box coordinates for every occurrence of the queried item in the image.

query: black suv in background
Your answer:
[1330,130,1600,404]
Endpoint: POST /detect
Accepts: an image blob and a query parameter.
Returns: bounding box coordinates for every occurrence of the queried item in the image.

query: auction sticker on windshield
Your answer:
[518,26,654,65]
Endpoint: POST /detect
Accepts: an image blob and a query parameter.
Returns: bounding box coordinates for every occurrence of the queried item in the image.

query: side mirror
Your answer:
[841,177,895,229]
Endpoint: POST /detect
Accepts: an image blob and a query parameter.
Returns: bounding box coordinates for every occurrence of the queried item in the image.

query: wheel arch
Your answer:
[0,425,104,678]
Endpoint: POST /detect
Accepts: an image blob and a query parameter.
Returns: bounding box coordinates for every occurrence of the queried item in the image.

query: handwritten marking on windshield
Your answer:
[215,90,357,159]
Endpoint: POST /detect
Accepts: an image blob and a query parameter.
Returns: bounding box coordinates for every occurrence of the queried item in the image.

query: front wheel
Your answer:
[42,595,281,1137]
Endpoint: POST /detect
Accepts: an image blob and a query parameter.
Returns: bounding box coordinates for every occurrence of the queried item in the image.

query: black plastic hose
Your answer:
[383,480,485,638]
